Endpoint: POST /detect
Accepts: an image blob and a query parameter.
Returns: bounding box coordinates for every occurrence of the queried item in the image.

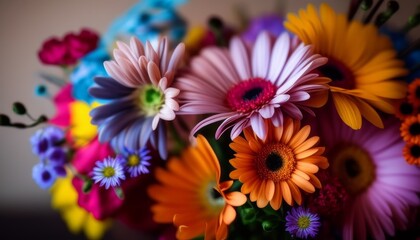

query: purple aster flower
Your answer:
[32,163,57,189]
[89,37,184,159]
[121,147,151,177]
[30,126,65,158]
[285,207,320,239]
[92,156,126,189]
[46,147,66,166]
[241,14,284,43]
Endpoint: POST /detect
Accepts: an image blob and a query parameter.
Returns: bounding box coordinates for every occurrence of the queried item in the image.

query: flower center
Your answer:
[42,170,51,181]
[400,102,414,115]
[255,143,296,182]
[410,145,420,158]
[330,144,375,195]
[226,78,276,113]
[103,166,115,178]
[409,122,420,136]
[203,181,225,214]
[317,58,355,89]
[138,84,164,116]
[297,216,311,229]
[128,155,140,167]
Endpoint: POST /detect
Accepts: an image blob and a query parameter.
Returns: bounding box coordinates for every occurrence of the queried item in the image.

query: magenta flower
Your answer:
[176,31,329,140]
[38,28,99,66]
[316,108,420,240]
[90,37,185,159]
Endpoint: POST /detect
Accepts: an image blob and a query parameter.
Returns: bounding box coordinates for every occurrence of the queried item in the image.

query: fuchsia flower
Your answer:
[38,28,99,66]
[176,31,330,140]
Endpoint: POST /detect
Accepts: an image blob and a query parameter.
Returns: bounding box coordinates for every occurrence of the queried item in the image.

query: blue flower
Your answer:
[92,156,126,189]
[120,147,151,177]
[46,147,67,167]
[285,207,321,239]
[32,163,57,189]
[30,126,64,158]
[101,0,187,49]
[70,48,110,103]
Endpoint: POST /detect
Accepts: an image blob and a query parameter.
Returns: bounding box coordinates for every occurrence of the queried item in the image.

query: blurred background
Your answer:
[0,0,416,238]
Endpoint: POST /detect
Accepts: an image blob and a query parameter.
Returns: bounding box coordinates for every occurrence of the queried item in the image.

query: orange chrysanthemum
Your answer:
[403,142,420,166]
[400,114,420,144]
[148,135,246,240]
[407,78,420,107]
[229,119,329,210]
[285,3,407,130]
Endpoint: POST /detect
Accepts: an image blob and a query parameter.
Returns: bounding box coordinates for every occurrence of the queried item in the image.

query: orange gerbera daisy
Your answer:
[403,142,420,166]
[229,119,328,210]
[148,135,246,240]
[400,114,420,144]
[285,3,407,130]
[407,78,420,107]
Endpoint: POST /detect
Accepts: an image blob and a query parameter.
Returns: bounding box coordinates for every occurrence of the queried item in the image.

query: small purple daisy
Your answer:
[92,156,126,189]
[121,147,151,177]
[285,207,320,239]
[30,126,65,158]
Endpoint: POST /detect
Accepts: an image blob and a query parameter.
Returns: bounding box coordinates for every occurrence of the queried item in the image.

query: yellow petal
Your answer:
[332,93,362,129]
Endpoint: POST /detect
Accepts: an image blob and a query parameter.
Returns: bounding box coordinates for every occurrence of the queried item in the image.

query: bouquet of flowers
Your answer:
[2,0,420,239]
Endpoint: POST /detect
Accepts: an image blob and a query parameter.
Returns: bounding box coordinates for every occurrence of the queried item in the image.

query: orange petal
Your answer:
[281,181,293,205]
[265,180,275,201]
[225,192,247,206]
[292,174,315,193]
[270,184,283,210]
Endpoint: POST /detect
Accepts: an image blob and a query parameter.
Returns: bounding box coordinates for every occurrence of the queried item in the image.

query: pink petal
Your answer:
[250,113,267,140]
[259,105,275,118]
[268,32,290,83]
[252,31,271,78]
[230,37,251,80]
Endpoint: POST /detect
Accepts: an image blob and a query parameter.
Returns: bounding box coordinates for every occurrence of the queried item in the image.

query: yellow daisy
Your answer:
[148,135,246,240]
[50,173,111,240]
[285,3,407,130]
[229,119,328,210]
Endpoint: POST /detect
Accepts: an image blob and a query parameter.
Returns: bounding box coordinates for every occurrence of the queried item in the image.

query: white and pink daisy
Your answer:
[316,106,420,240]
[90,37,185,159]
[175,31,330,140]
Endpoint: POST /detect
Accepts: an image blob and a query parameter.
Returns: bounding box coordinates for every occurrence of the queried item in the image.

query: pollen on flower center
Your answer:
[255,143,296,182]
[138,84,164,116]
[226,78,276,113]
[103,167,115,178]
[318,57,354,89]
[297,216,311,229]
[128,155,140,167]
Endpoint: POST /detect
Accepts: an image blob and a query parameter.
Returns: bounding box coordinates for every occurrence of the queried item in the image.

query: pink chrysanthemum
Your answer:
[316,107,420,240]
[176,31,330,140]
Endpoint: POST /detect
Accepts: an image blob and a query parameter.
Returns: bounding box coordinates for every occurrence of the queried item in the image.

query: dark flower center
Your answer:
[409,122,420,136]
[139,13,150,23]
[410,145,420,158]
[265,152,283,171]
[226,78,276,113]
[243,87,263,101]
[344,158,360,178]
[416,87,420,99]
[318,58,355,89]
[38,138,49,154]
[400,102,414,115]
[211,188,222,199]
[41,170,51,182]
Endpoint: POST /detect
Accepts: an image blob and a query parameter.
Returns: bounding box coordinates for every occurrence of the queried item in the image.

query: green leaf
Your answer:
[12,102,27,115]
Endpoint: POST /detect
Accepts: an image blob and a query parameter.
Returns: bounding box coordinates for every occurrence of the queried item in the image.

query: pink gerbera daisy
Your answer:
[176,31,330,140]
[316,107,420,240]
